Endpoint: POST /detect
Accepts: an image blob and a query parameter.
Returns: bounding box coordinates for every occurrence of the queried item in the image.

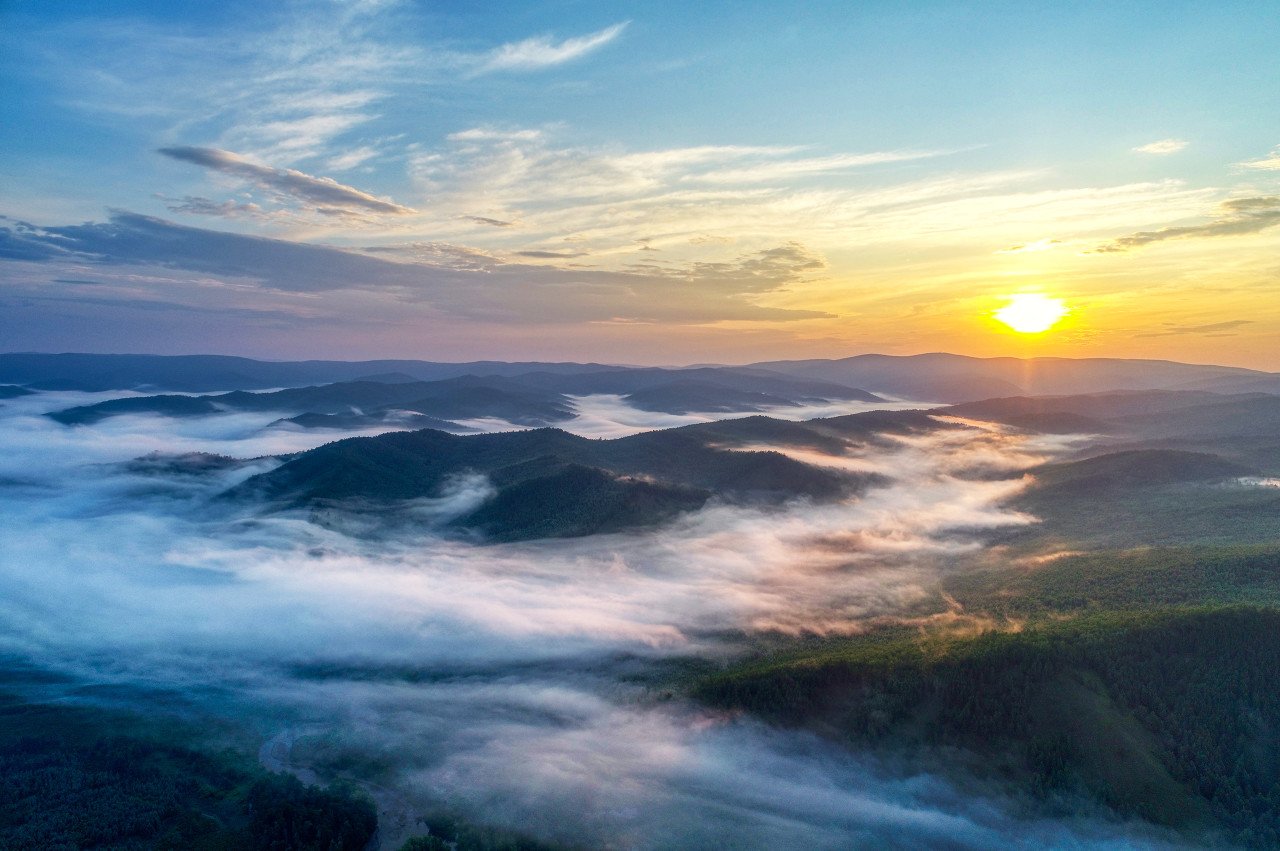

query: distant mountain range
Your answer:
[748,352,1280,401]
[3,351,1276,400]
[41,367,882,428]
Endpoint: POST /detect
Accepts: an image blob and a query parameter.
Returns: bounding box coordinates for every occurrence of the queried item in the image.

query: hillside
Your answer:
[694,608,1280,847]
[751,353,1271,403]
[225,413,928,540]
[48,394,223,425]
[1028,449,1251,494]
[942,389,1246,421]
[622,380,792,414]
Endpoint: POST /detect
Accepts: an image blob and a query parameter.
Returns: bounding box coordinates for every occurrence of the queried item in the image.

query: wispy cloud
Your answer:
[158,146,415,215]
[325,145,382,172]
[515,249,588,259]
[477,22,629,74]
[161,195,268,220]
[29,4,421,167]
[1132,139,1188,155]
[1093,196,1280,252]
[1238,145,1280,171]
[461,215,519,228]
[995,239,1060,254]
[691,150,948,184]
[1136,319,1253,338]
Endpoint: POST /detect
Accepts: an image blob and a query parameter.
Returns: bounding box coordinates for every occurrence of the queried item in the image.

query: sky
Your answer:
[1,0,1278,368]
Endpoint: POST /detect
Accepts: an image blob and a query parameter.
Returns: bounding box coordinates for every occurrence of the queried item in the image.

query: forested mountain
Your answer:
[696,608,1280,848]
[17,351,1274,408]
[42,368,882,428]
[226,412,938,540]
[751,353,1275,402]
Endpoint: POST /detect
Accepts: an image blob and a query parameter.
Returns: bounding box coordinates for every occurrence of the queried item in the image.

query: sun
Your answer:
[993,293,1068,334]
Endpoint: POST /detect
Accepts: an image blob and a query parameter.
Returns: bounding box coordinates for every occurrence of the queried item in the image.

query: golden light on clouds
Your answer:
[993,293,1069,334]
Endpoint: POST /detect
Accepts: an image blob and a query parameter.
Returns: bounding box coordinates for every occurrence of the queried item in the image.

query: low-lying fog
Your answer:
[0,390,1172,849]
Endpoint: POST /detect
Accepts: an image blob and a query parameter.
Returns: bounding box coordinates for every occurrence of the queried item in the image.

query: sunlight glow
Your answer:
[993,293,1068,334]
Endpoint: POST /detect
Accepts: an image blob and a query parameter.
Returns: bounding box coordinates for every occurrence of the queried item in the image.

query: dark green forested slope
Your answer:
[696,607,1280,847]
[999,448,1279,549]
[948,544,1280,616]
[227,412,947,540]
[0,693,376,851]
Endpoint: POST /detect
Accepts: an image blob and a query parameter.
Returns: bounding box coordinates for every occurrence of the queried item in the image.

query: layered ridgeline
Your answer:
[932,389,1280,548]
[224,412,949,541]
[44,368,880,429]
[686,388,1280,849]
[8,350,1279,399]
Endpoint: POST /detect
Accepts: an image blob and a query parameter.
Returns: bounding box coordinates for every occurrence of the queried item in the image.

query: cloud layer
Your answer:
[0,211,832,325]
[0,384,1181,848]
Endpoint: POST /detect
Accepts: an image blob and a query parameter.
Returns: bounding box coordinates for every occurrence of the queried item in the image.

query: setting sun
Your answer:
[993,293,1069,334]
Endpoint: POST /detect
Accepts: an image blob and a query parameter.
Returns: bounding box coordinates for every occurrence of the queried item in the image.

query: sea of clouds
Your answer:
[0,389,1175,849]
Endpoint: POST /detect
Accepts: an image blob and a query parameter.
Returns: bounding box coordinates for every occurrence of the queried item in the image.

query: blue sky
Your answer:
[1,0,1278,365]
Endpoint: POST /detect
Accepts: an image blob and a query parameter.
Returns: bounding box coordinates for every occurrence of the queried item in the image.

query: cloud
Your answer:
[691,150,948,184]
[1238,145,1280,171]
[161,195,268,219]
[515,249,589,259]
[1092,196,1280,252]
[23,2,424,167]
[325,145,381,172]
[0,212,832,324]
[158,146,414,215]
[403,128,1217,265]
[994,239,1060,254]
[1135,319,1253,338]
[412,134,947,207]
[477,22,628,73]
[676,241,827,287]
[1132,139,1188,155]
[461,215,519,228]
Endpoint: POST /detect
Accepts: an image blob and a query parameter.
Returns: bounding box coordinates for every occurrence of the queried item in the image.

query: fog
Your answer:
[0,389,1173,849]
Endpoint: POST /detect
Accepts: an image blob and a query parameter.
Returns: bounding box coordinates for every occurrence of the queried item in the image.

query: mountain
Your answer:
[275,411,461,431]
[225,412,934,540]
[123,451,257,476]
[935,390,1280,475]
[1005,449,1274,549]
[1112,394,1280,439]
[941,389,1253,422]
[516,366,879,402]
[1028,449,1252,495]
[6,351,1271,402]
[0,353,620,392]
[45,367,881,427]
[461,464,710,541]
[0,385,34,399]
[48,394,222,425]
[749,353,1272,403]
[47,376,576,428]
[385,376,575,425]
[622,380,794,414]
[694,608,1280,844]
